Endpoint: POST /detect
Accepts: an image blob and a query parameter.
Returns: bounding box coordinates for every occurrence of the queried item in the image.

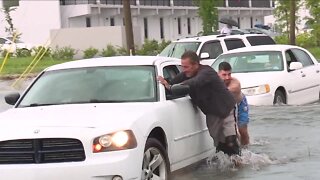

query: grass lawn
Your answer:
[0,57,71,75]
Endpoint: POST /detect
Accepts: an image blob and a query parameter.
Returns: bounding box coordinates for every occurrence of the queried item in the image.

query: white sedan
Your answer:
[0,37,33,53]
[211,45,320,105]
[0,56,213,180]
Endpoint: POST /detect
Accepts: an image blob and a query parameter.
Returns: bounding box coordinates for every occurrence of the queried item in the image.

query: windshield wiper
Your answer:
[22,100,127,107]
[89,99,127,103]
[22,103,58,107]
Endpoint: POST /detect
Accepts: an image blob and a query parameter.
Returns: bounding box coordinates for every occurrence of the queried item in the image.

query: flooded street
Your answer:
[173,103,320,180]
[0,79,319,180]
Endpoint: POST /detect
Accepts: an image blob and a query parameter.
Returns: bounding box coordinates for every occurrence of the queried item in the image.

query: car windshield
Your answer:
[18,66,157,107]
[212,51,284,73]
[159,42,201,58]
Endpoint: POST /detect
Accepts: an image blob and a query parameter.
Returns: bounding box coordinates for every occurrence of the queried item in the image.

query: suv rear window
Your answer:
[246,36,276,46]
[224,39,246,50]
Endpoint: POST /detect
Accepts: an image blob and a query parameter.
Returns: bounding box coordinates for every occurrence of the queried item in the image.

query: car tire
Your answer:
[273,90,286,105]
[142,138,170,180]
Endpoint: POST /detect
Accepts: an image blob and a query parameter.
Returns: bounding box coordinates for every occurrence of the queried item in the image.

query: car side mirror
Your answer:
[200,52,210,59]
[5,92,20,105]
[289,62,303,71]
[5,41,11,45]
[171,84,190,96]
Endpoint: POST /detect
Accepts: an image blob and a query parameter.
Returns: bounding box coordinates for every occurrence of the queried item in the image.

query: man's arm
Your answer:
[182,66,215,87]
[157,72,186,90]
[228,78,243,103]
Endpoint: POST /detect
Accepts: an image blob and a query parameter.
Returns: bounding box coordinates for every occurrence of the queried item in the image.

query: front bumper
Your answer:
[245,93,274,106]
[0,147,143,180]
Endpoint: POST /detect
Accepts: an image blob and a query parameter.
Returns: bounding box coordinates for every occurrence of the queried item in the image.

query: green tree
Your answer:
[193,0,223,35]
[274,0,302,43]
[2,7,21,40]
[305,0,320,46]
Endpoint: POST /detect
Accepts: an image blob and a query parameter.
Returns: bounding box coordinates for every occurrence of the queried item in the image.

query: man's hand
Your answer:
[157,76,171,89]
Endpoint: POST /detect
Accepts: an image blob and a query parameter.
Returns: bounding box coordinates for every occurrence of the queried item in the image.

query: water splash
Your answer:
[206,149,279,172]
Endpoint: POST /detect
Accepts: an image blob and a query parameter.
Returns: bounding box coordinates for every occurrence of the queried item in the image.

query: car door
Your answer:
[291,48,320,103]
[159,62,212,168]
[284,49,318,104]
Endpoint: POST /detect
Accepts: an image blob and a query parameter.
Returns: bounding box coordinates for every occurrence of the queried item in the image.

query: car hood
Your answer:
[0,103,158,129]
[233,71,283,88]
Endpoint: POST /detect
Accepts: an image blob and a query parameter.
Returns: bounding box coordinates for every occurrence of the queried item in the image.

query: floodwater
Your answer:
[0,79,319,180]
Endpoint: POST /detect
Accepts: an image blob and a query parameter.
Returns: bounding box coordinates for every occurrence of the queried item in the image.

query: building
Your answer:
[0,0,274,50]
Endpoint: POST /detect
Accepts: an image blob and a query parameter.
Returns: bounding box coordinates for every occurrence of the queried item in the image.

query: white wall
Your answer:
[0,0,61,45]
[50,26,142,58]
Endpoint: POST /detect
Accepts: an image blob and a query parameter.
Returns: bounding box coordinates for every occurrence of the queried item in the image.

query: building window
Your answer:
[110,17,115,26]
[187,18,191,34]
[173,0,195,6]
[251,0,270,8]
[177,17,181,35]
[60,0,97,5]
[228,0,249,7]
[140,0,170,6]
[160,18,164,39]
[144,18,148,39]
[86,17,91,27]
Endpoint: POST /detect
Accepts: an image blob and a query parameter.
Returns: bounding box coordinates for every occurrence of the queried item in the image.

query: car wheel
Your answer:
[142,138,170,180]
[273,90,286,105]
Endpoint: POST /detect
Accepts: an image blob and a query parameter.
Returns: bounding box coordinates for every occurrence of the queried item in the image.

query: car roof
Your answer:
[175,33,270,43]
[221,44,299,54]
[46,56,180,71]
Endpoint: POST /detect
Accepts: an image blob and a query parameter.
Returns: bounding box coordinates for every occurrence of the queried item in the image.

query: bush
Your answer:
[158,39,171,52]
[296,33,317,48]
[1,50,13,58]
[274,35,289,44]
[83,47,98,59]
[101,44,117,57]
[31,46,51,57]
[16,48,31,57]
[136,39,159,55]
[116,46,128,56]
[51,46,76,60]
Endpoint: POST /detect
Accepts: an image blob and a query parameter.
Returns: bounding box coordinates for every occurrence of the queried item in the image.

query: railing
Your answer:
[60,0,97,5]
[139,0,170,6]
[251,0,270,8]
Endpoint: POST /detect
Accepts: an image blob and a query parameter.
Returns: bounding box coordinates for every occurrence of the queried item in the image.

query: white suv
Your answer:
[159,34,276,65]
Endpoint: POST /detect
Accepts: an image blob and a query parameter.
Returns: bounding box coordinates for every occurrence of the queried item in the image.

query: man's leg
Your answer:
[219,109,241,156]
[206,114,224,147]
[238,125,249,146]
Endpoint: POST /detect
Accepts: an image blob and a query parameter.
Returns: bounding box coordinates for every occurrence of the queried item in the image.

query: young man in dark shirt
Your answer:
[158,51,240,156]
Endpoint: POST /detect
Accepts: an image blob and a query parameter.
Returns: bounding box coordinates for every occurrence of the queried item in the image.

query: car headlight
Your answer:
[93,130,137,153]
[242,84,270,96]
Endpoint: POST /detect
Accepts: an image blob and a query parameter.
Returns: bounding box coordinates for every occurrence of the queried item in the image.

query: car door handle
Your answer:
[301,74,306,77]
[316,70,320,73]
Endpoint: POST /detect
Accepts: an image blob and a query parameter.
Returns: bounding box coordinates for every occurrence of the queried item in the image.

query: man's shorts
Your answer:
[238,95,249,128]
[206,109,237,146]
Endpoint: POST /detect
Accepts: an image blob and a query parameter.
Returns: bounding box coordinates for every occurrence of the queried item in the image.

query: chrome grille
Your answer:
[0,138,85,164]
